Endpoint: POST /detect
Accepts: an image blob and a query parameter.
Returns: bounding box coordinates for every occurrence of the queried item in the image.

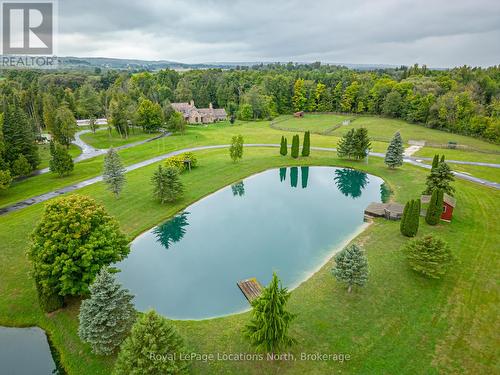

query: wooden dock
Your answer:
[237,278,263,302]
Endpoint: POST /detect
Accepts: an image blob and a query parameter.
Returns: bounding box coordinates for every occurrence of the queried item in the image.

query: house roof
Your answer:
[421,193,456,207]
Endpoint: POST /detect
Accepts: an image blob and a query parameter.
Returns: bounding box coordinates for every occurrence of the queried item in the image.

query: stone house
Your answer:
[171,100,227,124]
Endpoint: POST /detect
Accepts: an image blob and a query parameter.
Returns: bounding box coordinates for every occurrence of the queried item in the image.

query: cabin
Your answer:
[420,193,456,222]
[171,100,227,124]
[294,111,304,118]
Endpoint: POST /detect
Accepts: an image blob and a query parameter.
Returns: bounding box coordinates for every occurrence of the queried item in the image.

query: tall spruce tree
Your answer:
[431,154,439,170]
[49,141,74,177]
[103,148,126,198]
[78,267,136,355]
[302,131,311,157]
[337,128,355,159]
[291,134,300,158]
[113,310,189,374]
[423,159,455,196]
[3,104,39,172]
[244,272,296,354]
[332,243,369,293]
[384,132,404,168]
[279,136,287,156]
[425,189,444,225]
[152,165,184,203]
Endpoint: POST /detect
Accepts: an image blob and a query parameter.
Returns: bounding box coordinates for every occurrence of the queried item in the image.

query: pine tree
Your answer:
[244,272,296,354]
[152,165,184,203]
[103,148,126,198]
[302,131,310,157]
[425,189,443,225]
[113,310,189,375]
[423,160,455,196]
[279,136,287,156]
[403,235,453,279]
[49,141,74,177]
[78,267,136,355]
[3,104,39,172]
[352,127,371,159]
[332,243,369,293]
[291,134,300,158]
[337,129,355,159]
[384,132,404,168]
[431,154,439,170]
[12,154,32,177]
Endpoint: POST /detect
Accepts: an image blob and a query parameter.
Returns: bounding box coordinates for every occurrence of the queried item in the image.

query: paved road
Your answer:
[33,129,171,175]
[1,144,498,216]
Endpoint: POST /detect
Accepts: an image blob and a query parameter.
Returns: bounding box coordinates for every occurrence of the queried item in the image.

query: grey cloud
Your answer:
[57,0,500,67]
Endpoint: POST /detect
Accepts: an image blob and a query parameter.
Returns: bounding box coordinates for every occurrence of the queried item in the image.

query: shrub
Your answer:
[49,142,74,177]
[403,235,453,279]
[0,169,12,191]
[12,154,32,177]
[165,152,198,172]
[113,310,189,374]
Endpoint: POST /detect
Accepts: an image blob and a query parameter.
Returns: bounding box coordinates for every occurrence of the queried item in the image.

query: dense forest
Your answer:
[0,63,499,186]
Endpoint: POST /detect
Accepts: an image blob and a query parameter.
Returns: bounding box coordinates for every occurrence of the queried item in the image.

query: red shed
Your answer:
[441,194,456,221]
[421,194,456,222]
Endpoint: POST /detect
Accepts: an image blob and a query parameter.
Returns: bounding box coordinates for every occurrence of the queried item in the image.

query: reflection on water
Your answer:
[153,212,190,250]
[333,168,368,198]
[301,166,309,189]
[380,182,392,203]
[290,167,298,188]
[231,181,245,197]
[279,167,286,182]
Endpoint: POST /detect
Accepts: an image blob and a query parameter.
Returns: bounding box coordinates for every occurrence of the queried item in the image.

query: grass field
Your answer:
[37,144,82,169]
[272,114,353,133]
[0,147,498,374]
[79,128,160,149]
[414,147,500,164]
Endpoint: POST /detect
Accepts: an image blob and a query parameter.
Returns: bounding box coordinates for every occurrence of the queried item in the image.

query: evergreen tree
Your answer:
[423,160,455,196]
[302,131,310,157]
[244,272,296,354]
[49,141,74,177]
[425,189,444,225]
[431,154,439,170]
[332,243,369,293]
[400,201,410,235]
[352,127,371,159]
[403,235,453,279]
[291,134,300,158]
[113,310,189,375]
[152,165,184,203]
[410,198,421,236]
[78,267,136,355]
[337,129,355,159]
[103,148,126,198]
[384,132,404,168]
[3,104,39,172]
[229,135,244,162]
[279,136,287,156]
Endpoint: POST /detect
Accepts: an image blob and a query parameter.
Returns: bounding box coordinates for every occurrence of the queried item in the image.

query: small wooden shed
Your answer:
[420,194,456,222]
[294,111,304,118]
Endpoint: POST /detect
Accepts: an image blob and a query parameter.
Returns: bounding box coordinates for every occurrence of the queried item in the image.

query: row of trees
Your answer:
[279,132,311,158]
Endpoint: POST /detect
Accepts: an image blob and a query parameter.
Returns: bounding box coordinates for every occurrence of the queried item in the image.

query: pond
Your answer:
[0,326,62,374]
[117,166,384,320]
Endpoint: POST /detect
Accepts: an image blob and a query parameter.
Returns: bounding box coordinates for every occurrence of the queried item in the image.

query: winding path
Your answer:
[1,144,498,216]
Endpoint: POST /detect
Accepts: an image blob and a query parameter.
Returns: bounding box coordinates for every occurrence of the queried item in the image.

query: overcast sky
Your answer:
[57,0,500,67]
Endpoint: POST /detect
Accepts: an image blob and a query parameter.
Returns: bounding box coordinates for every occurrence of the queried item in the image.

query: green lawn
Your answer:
[80,128,160,149]
[414,147,500,164]
[273,114,353,134]
[37,143,82,169]
[0,148,498,374]
[419,161,500,183]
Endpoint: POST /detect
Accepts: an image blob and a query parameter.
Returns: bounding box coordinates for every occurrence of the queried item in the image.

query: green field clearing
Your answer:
[37,144,82,169]
[414,147,500,164]
[0,148,498,374]
[79,128,161,149]
[272,114,352,133]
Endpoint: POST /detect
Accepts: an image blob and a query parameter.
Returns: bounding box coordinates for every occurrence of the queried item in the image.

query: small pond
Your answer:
[117,167,384,319]
[0,326,61,374]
